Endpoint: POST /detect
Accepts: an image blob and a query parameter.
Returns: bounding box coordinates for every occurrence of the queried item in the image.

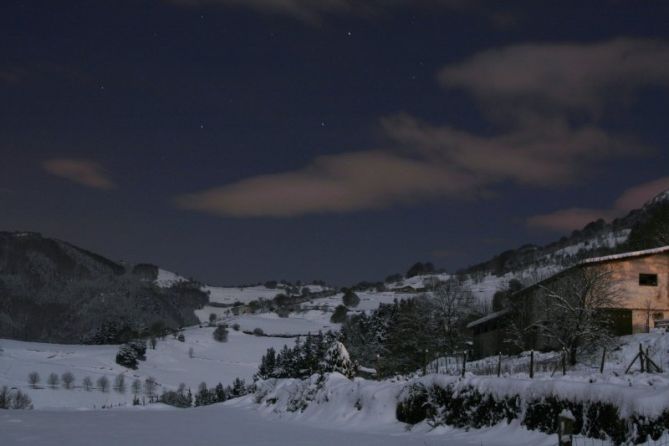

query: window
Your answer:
[639,273,658,287]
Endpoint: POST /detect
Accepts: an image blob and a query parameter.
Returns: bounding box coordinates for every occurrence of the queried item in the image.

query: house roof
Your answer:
[578,245,669,266]
[466,308,510,329]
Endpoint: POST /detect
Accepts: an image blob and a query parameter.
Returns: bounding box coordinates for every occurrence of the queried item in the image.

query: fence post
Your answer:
[558,410,575,445]
[461,351,467,378]
[639,344,645,373]
[497,352,502,377]
[529,350,534,379]
[599,347,606,374]
[423,348,429,375]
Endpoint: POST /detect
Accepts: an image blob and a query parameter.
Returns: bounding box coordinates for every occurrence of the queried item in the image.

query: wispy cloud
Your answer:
[174,38,668,218]
[175,151,479,217]
[42,159,116,190]
[438,38,669,121]
[527,176,669,233]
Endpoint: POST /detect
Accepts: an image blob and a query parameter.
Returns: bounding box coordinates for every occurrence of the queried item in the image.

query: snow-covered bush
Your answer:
[0,386,32,410]
[115,344,139,369]
[160,385,192,408]
[115,339,148,369]
[397,376,669,445]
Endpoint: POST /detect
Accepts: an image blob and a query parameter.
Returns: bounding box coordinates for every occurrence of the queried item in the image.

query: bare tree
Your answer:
[114,374,126,393]
[28,372,40,388]
[82,376,93,391]
[431,279,480,353]
[537,267,622,366]
[97,375,110,392]
[61,371,75,389]
[131,378,142,396]
[144,377,157,402]
[47,372,60,388]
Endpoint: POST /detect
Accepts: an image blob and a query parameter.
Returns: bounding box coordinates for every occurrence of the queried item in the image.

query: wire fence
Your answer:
[426,351,564,377]
[572,435,669,446]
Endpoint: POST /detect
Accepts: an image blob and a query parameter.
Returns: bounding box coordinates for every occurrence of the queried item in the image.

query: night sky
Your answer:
[2,0,669,285]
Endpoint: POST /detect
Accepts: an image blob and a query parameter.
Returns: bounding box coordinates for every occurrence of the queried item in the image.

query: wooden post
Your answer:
[423,348,428,375]
[558,410,575,445]
[639,344,645,373]
[461,351,467,378]
[646,347,651,373]
[561,351,566,376]
[497,352,502,377]
[529,350,534,379]
[599,347,606,374]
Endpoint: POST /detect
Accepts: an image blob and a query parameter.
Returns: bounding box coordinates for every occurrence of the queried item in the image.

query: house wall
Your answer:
[584,253,669,332]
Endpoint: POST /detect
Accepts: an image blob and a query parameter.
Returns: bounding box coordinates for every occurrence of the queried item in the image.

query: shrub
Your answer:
[177,333,185,342]
[82,376,93,391]
[213,325,229,342]
[232,323,240,331]
[330,305,348,323]
[252,327,264,336]
[0,386,32,410]
[160,385,192,408]
[342,289,360,308]
[116,344,139,369]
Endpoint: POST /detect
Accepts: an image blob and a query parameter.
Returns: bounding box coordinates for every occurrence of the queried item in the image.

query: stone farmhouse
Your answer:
[468,245,669,358]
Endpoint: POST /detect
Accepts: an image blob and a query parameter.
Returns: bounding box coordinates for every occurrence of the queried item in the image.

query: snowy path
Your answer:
[0,404,553,446]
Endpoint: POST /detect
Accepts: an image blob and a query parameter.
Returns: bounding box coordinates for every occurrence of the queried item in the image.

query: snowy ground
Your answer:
[0,326,291,409]
[0,402,554,446]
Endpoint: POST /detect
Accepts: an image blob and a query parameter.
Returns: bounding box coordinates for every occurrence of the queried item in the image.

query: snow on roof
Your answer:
[466,308,511,329]
[579,245,669,265]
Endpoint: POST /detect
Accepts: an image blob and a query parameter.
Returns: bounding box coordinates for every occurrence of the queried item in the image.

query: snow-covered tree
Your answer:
[115,344,139,369]
[320,341,356,379]
[82,376,93,391]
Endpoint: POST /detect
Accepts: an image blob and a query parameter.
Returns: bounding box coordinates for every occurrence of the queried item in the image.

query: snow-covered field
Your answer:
[0,326,290,409]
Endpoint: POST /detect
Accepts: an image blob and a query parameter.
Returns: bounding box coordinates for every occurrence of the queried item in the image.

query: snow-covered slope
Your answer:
[0,327,290,409]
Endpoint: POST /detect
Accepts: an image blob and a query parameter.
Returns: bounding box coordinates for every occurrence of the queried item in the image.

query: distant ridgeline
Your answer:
[0,232,208,344]
[457,190,669,278]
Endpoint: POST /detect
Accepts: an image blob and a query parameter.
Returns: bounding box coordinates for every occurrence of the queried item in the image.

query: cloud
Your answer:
[166,0,478,23]
[174,113,638,218]
[438,38,669,121]
[381,113,636,187]
[527,176,669,233]
[175,38,668,218]
[42,159,116,190]
[175,151,479,217]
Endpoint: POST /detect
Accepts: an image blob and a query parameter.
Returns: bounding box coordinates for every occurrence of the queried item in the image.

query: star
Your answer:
[320,121,326,127]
